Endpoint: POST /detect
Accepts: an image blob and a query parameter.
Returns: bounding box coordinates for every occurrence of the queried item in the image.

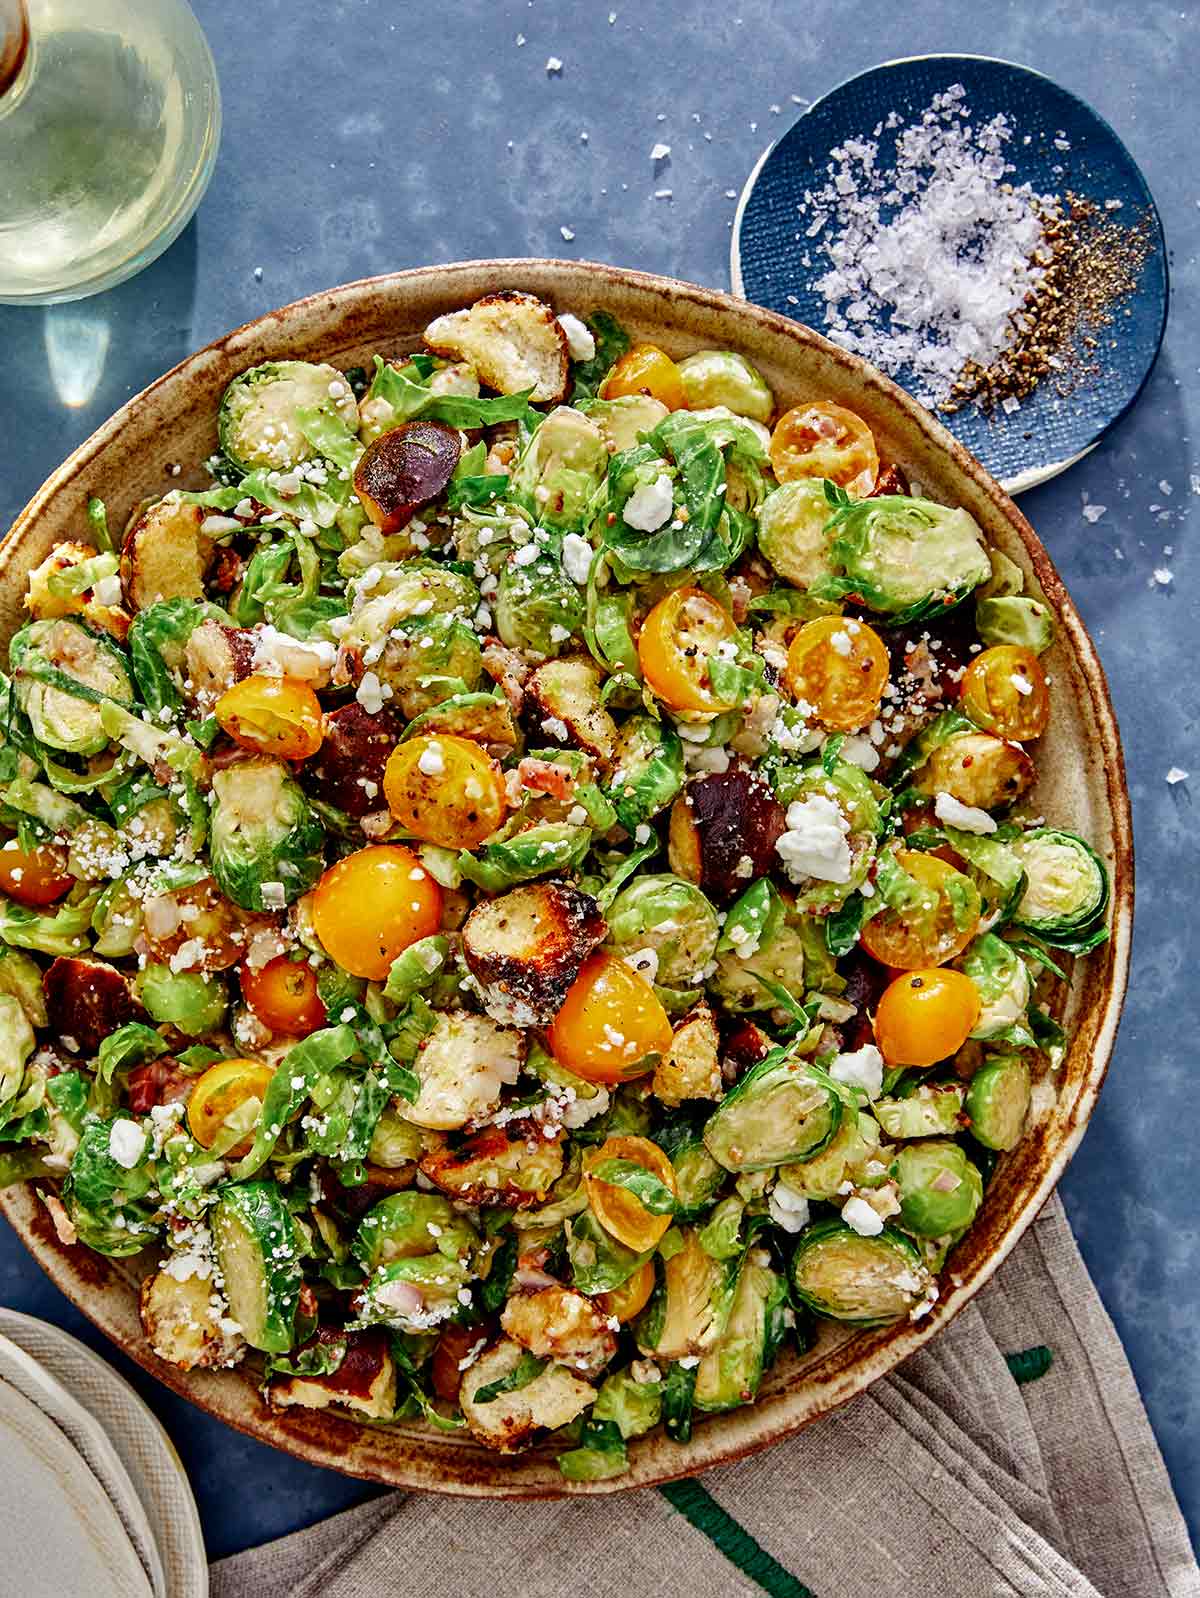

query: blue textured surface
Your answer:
[0,0,1196,1567]
[735,55,1169,487]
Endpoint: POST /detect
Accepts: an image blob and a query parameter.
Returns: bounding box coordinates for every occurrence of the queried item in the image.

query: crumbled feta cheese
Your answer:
[829,1043,884,1100]
[775,793,852,883]
[622,473,674,533]
[561,533,593,585]
[829,629,852,657]
[93,574,123,607]
[108,1119,146,1170]
[514,542,540,567]
[840,733,880,772]
[842,1196,885,1237]
[621,947,659,984]
[252,624,337,684]
[561,1086,611,1129]
[356,671,385,714]
[934,791,997,834]
[418,741,445,777]
[540,716,569,742]
[259,881,287,911]
[557,313,595,361]
[768,1184,811,1233]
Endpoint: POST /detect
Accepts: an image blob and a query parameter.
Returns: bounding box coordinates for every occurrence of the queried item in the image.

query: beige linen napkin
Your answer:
[211,1195,1200,1598]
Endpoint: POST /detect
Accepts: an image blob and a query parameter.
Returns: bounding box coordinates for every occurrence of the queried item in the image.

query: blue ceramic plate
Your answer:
[731,55,1168,492]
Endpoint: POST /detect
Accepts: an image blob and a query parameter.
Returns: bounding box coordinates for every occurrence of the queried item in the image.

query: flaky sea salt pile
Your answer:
[800,86,1055,407]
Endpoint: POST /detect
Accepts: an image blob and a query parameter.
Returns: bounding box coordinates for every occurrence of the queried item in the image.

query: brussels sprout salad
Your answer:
[0,290,1109,1476]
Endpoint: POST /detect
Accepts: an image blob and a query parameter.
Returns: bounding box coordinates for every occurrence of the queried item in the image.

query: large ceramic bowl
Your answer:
[0,260,1132,1495]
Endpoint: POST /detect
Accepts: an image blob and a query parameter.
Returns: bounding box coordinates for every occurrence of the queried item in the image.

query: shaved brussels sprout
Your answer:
[605,714,684,832]
[579,394,669,453]
[218,360,359,473]
[676,351,774,423]
[874,1083,965,1140]
[704,1048,841,1173]
[756,479,841,590]
[975,595,1054,654]
[373,611,483,718]
[959,933,1032,1040]
[353,1192,478,1273]
[775,1109,880,1202]
[356,1255,474,1333]
[593,1367,663,1438]
[135,964,228,1035]
[62,1118,160,1257]
[0,946,49,1028]
[344,558,479,644]
[402,691,518,752]
[210,758,325,912]
[458,821,591,892]
[568,1207,654,1295]
[635,1228,738,1359]
[965,1053,1032,1151]
[604,875,720,987]
[658,1115,727,1219]
[892,1139,983,1237]
[494,551,584,656]
[790,1220,933,1324]
[10,618,134,756]
[509,405,608,532]
[815,494,991,624]
[1010,829,1109,950]
[127,597,230,713]
[694,1249,788,1412]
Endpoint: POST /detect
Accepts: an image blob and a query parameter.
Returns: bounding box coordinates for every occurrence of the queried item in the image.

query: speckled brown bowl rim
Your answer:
[0,260,1132,1497]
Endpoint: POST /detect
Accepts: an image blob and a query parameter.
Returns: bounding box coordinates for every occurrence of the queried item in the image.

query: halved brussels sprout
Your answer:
[494,552,584,657]
[874,1083,965,1140]
[658,1114,727,1219]
[458,821,591,893]
[371,611,484,719]
[344,559,479,649]
[10,618,134,756]
[605,874,720,987]
[135,964,228,1035]
[209,757,325,912]
[892,1139,983,1237]
[509,405,608,532]
[127,597,232,713]
[218,360,359,473]
[352,1192,478,1272]
[606,715,684,833]
[592,1366,663,1439]
[818,496,991,623]
[775,1109,880,1202]
[693,1250,788,1412]
[710,921,810,1015]
[913,731,1035,812]
[579,394,669,453]
[756,480,841,590]
[975,595,1055,654]
[1010,829,1109,947]
[402,691,518,754]
[355,1255,474,1333]
[703,1049,841,1173]
[635,1227,738,1359]
[676,351,774,422]
[964,1053,1032,1151]
[959,933,1031,1039]
[211,1181,306,1354]
[790,1220,933,1324]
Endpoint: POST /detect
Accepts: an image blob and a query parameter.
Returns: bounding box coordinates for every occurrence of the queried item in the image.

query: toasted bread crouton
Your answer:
[423,292,569,405]
[420,1124,565,1208]
[182,618,256,709]
[462,882,606,1026]
[140,1267,245,1371]
[120,499,215,612]
[269,1328,397,1420]
[460,1337,595,1453]
[399,1011,524,1131]
[24,541,131,642]
[501,1286,618,1377]
[653,1003,722,1108]
[526,656,618,764]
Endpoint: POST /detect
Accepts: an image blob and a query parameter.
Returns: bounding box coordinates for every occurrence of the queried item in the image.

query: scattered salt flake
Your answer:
[654,188,673,200]
[560,225,575,241]
[1152,567,1174,586]
[1166,767,1189,785]
[650,142,671,161]
[515,31,525,44]
[1158,479,1173,495]
[252,266,263,281]
[1081,503,1107,523]
[545,55,563,72]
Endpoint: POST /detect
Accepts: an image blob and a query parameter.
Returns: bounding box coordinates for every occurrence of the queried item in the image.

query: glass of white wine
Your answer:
[0,0,220,303]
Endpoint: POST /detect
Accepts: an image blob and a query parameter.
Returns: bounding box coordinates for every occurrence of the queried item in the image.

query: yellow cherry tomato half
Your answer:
[784,615,889,731]
[585,1135,678,1253]
[214,674,325,761]
[187,1058,277,1154]
[769,400,879,494]
[240,954,326,1038]
[874,968,981,1067]
[382,734,508,850]
[637,586,740,713]
[0,838,73,907]
[859,849,981,971]
[547,951,673,1084]
[960,645,1050,742]
[596,1256,658,1323]
[312,844,442,980]
[600,343,687,411]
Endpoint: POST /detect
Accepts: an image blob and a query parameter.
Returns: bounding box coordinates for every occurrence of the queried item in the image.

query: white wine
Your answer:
[0,0,220,303]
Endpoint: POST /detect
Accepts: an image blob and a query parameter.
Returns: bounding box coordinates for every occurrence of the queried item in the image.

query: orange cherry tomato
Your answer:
[382,734,508,850]
[187,1057,277,1154]
[311,844,442,980]
[547,951,673,1084]
[0,838,73,907]
[585,1135,678,1252]
[596,1256,657,1323]
[960,645,1050,742]
[637,586,740,713]
[141,876,246,972]
[214,674,324,760]
[860,849,981,970]
[769,401,879,494]
[600,343,687,410]
[240,953,326,1037]
[784,615,889,731]
[874,968,981,1067]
